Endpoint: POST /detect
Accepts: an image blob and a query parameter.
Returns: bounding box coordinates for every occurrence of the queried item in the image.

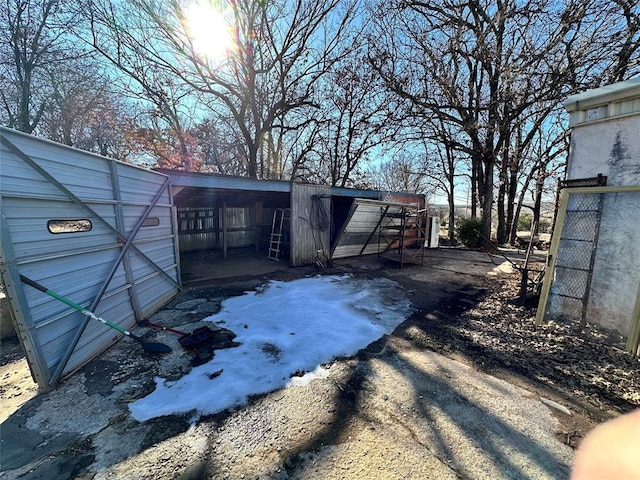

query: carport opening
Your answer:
[173,186,292,284]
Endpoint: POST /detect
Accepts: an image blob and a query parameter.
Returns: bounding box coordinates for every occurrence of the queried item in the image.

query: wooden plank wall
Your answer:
[290,183,331,267]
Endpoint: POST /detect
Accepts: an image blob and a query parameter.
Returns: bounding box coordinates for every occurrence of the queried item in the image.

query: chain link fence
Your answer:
[547,193,602,326]
[538,186,640,356]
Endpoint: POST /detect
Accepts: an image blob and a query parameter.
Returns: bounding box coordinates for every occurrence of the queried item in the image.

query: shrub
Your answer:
[517,213,551,233]
[517,213,533,231]
[539,218,551,233]
[455,217,483,248]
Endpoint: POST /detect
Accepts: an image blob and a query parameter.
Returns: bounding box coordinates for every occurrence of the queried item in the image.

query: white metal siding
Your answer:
[0,127,181,390]
[332,199,406,259]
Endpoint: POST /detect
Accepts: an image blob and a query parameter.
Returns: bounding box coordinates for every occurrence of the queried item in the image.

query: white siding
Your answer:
[0,127,181,390]
[544,79,640,340]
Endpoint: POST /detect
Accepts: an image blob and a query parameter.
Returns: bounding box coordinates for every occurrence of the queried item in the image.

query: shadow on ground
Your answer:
[0,249,588,479]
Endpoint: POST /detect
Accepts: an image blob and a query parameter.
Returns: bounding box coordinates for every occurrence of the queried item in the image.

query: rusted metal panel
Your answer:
[290,184,331,267]
[379,192,425,207]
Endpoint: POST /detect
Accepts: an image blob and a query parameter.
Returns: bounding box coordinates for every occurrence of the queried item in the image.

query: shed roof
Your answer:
[564,77,640,112]
[563,77,640,127]
[159,169,423,207]
[158,170,291,193]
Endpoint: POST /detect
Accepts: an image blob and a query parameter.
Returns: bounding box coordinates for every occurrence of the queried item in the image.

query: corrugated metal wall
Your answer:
[331,197,424,259]
[290,184,331,267]
[0,127,181,390]
[177,206,256,252]
[331,200,405,258]
[332,201,387,258]
[178,207,217,252]
[225,206,256,248]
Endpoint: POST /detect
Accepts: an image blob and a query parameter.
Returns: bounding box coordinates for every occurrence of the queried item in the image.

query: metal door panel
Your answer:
[1,127,181,390]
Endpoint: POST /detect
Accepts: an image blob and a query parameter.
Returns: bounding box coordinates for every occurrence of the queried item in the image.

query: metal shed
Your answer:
[331,198,426,268]
[0,127,181,390]
[162,170,291,257]
[0,128,428,389]
[165,170,426,269]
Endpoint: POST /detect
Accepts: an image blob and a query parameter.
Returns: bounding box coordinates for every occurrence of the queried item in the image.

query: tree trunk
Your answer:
[247,142,258,178]
[470,159,477,218]
[447,188,456,243]
[480,156,494,243]
[509,165,537,244]
[506,167,518,244]
[19,68,34,133]
[496,159,508,244]
[532,172,544,235]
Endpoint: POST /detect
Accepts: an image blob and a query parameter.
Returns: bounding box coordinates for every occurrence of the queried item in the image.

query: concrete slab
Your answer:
[180,250,291,285]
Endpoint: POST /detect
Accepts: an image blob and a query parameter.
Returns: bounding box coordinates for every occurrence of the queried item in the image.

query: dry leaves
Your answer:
[422,278,640,414]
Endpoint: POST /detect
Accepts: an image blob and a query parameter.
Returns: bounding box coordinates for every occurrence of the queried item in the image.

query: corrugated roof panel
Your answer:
[4,137,114,201]
[122,204,175,240]
[134,273,181,318]
[32,283,134,372]
[0,159,72,200]
[22,255,128,320]
[116,163,171,204]
[163,170,291,193]
[4,199,119,258]
[133,252,177,282]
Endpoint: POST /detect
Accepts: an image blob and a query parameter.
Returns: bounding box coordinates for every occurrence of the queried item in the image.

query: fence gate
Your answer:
[0,128,181,390]
[537,185,640,356]
[547,192,603,326]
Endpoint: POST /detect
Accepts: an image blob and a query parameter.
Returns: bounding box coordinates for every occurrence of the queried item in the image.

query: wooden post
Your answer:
[222,202,228,258]
[536,190,569,325]
[626,280,640,356]
[214,200,220,250]
[255,201,263,253]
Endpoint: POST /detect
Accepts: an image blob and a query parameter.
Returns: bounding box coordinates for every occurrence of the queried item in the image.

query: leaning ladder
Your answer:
[268,208,290,260]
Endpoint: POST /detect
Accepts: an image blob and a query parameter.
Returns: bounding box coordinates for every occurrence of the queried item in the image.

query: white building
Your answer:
[538,78,640,355]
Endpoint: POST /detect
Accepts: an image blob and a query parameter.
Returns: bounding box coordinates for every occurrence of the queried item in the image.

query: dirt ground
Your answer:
[1,248,638,480]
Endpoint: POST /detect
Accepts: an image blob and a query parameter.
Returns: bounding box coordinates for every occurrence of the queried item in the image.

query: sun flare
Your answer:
[184,1,234,61]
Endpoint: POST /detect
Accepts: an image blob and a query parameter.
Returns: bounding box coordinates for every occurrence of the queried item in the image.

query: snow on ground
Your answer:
[129,274,412,421]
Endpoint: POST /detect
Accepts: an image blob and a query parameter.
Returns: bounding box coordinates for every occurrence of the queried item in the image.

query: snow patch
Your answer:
[129,275,412,421]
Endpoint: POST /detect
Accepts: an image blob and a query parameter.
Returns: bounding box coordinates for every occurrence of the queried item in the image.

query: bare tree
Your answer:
[76,0,203,170]
[0,0,82,133]
[309,43,399,187]
[38,57,135,158]
[369,0,640,244]
[367,150,431,194]
[609,0,640,81]
[79,0,358,178]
